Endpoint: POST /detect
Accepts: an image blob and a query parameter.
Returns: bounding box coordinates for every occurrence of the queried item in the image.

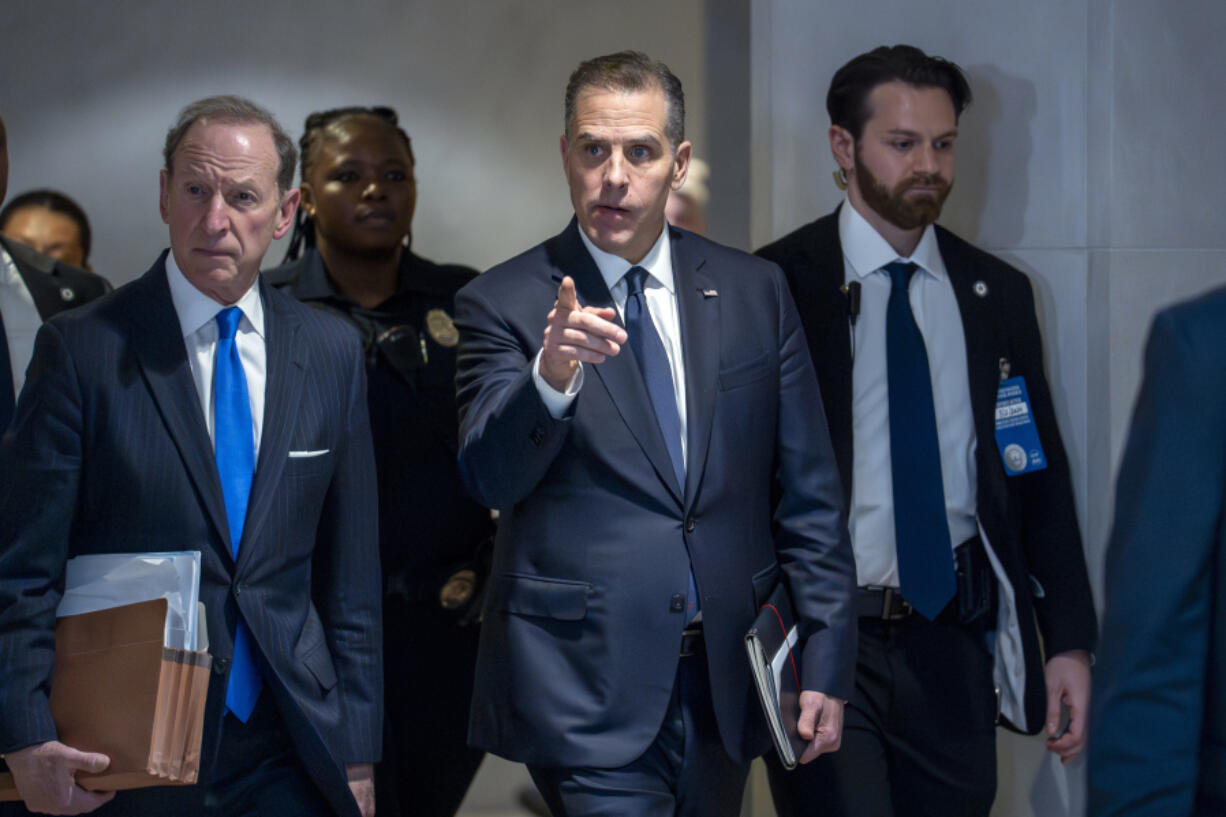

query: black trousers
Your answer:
[528,638,748,817]
[376,599,485,817]
[767,603,998,817]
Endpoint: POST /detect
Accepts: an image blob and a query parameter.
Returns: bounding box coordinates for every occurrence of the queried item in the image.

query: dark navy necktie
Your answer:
[214,306,262,721]
[624,267,685,490]
[623,266,699,619]
[884,262,956,620]
[0,308,14,433]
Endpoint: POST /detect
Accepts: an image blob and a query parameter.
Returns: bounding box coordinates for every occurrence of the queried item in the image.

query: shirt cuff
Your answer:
[533,349,583,419]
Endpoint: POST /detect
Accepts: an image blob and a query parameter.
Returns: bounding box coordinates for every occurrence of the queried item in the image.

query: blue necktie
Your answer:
[0,308,14,433]
[885,262,956,620]
[214,306,262,721]
[623,267,699,619]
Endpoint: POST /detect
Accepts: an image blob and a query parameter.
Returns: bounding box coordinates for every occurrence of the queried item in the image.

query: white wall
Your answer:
[0,0,706,283]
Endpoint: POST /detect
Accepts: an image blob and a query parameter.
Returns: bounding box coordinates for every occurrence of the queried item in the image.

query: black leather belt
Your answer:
[855,586,915,620]
[856,535,995,624]
[680,624,704,657]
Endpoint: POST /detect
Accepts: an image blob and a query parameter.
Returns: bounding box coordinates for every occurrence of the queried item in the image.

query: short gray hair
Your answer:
[163,95,297,193]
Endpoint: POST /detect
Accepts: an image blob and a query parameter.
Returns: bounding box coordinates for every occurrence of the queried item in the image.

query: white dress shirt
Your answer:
[0,244,44,399]
[840,200,978,588]
[840,200,1027,725]
[534,224,688,465]
[165,252,265,455]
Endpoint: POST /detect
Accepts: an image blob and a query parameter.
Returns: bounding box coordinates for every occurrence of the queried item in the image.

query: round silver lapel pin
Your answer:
[60,287,76,302]
[973,281,988,298]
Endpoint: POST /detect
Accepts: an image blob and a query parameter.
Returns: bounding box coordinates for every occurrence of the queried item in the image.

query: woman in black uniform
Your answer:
[265,106,492,817]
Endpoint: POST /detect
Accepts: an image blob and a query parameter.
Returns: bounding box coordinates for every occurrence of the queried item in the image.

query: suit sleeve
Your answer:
[312,333,383,762]
[1010,274,1097,656]
[0,322,83,752]
[454,281,572,509]
[1087,308,1221,816]
[769,266,858,701]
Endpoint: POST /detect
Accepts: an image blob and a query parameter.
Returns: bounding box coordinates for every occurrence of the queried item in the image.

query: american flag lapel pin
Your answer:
[702,288,719,298]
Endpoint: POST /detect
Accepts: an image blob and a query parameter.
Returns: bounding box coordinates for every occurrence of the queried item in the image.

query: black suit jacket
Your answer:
[1,235,110,320]
[1089,286,1226,816]
[0,254,381,817]
[757,209,1097,733]
[455,220,856,768]
[265,248,494,592]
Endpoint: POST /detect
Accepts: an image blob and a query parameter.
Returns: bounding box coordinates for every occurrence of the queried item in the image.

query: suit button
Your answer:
[670,594,686,613]
[530,426,545,445]
[685,517,696,533]
[234,583,243,597]
[213,656,230,675]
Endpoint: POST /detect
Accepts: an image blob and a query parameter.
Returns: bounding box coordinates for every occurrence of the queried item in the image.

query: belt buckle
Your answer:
[881,587,912,621]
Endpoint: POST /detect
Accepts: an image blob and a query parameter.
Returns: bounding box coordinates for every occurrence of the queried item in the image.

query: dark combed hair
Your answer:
[163,95,298,193]
[564,50,685,149]
[827,45,972,139]
[283,106,414,264]
[0,188,92,263]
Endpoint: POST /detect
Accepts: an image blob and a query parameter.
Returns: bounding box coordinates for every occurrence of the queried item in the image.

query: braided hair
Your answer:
[282,106,415,263]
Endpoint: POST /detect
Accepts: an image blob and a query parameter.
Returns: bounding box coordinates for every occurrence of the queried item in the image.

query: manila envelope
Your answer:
[0,598,211,801]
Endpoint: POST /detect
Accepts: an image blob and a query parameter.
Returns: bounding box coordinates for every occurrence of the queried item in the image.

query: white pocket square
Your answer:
[288,449,330,459]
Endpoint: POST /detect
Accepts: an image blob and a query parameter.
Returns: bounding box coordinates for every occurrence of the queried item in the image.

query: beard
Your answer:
[853,150,952,231]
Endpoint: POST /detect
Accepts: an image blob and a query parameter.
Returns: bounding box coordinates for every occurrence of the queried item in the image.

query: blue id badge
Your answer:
[995,376,1047,475]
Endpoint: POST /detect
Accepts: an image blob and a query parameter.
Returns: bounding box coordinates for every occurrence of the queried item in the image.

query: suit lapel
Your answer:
[800,212,856,499]
[237,280,305,572]
[675,231,718,509]
[937,228,1001,443]
[554,222,684,505]
[127,256,233,558]
[3,237,71,319]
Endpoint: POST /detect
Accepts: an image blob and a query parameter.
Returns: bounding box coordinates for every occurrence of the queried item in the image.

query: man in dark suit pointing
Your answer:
[0,96,380,817]
[454,51,856,817]
[757,45,1097,817]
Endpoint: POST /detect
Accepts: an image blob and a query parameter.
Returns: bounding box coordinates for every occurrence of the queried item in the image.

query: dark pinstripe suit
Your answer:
[0,253,381,817]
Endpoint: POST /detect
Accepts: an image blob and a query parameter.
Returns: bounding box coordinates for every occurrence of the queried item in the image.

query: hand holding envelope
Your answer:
[0,552,212,806]
[3,741,116,815]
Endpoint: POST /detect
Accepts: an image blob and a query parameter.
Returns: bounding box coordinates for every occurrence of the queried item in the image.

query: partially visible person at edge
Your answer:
[1,189,95,270]
[1088,285,1226,817]
[0,117,109,439]
[264,105,494,817]
[664,156,708,236]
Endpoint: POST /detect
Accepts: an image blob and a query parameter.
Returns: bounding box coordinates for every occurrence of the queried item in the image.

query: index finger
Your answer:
[557,276,580,312]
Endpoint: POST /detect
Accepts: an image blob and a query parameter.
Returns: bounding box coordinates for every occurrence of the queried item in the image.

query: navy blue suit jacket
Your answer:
[1089,286,1226,816]
[757,209,1098,734]
[454,220,856,768]
[0,255,381,817]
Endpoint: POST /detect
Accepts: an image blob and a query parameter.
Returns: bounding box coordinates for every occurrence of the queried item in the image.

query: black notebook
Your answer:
[744,581,806,769]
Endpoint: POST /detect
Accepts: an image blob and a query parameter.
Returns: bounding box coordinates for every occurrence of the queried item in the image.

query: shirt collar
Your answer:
[838,197,948,283]
[577,220,675,294]
[0,242,19,287]
[165,250,264,339]
[284,248,454,305]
